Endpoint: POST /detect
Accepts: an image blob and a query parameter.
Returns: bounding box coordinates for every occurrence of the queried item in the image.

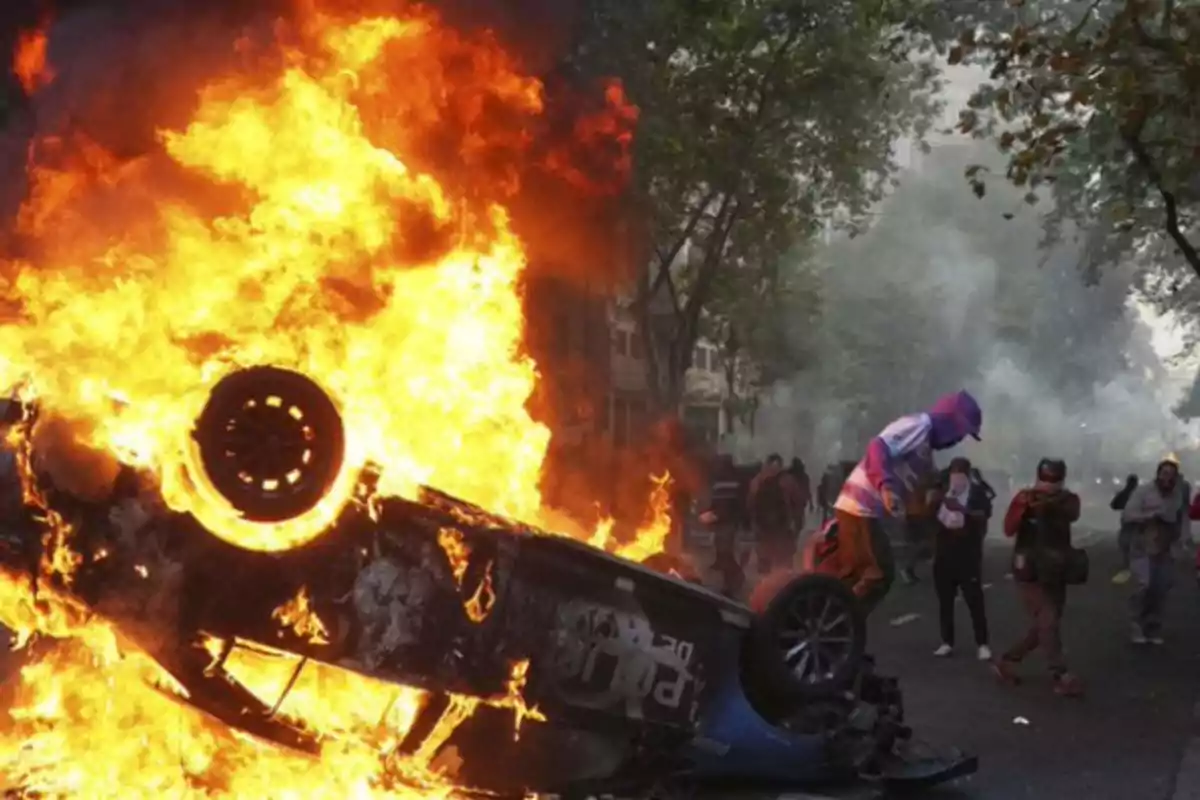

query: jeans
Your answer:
[1117,524,1133,569]
[1003,581,1067,675]
[934,558,988,646]
[1130,552,1173,635]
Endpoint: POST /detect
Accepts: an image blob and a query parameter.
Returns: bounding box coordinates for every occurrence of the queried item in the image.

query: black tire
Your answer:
[745,571,866,706]
[192,366,345,523]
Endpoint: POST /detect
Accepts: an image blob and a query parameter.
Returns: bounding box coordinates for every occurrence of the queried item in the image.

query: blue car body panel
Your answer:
[686,664,830,782]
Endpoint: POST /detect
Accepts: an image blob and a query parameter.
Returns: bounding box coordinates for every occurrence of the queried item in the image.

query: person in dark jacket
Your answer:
[1121,459,1185,645]
[992,458,1084,697]
[970,467,996,502]
[705,454,746,597]
[788,457,814,530]
[1110,474,1139,584]
[931,458,992,660]
[748,454,803,573]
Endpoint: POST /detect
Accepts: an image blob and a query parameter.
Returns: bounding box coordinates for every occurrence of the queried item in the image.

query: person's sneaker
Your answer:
[991,658,1021,685]
[1148,634,1165,646]
[1131,625,1148,645]
[1112,569,1131,585]
[977,645,993,661]
[933,643,954,657]
[1053,672,1085,698]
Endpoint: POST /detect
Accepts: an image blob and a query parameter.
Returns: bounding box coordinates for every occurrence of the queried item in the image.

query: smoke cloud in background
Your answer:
[734,95,1197,492]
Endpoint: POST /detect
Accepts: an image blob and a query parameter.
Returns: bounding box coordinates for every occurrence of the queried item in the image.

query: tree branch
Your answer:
[1124,127,1200,276]
[652,187,719,278]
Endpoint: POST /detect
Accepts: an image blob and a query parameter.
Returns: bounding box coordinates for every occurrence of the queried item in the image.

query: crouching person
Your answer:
[992,458,1084,698]
[832,389,983,614]
[1121,459,1185,645]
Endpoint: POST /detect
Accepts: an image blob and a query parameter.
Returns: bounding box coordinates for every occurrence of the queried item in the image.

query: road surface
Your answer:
[691,528,1200,800]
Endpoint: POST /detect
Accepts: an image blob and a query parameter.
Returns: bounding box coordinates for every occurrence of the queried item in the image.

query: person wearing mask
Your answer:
[748,454,803,574]
[1121,458,1186,645]
[831,390,983,613]
[931,458,993,660]
[992,458,1084,697]
[1110,474,1139,585]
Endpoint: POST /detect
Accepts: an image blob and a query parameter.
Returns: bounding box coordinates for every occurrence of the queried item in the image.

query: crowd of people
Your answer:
[694,389,1200,701]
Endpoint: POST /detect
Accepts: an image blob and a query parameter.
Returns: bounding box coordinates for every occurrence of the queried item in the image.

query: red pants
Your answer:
[830,510,894,610]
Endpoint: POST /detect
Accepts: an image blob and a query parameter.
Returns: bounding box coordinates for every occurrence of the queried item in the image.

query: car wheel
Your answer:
[746,571,866,706]
[191,366,345,523]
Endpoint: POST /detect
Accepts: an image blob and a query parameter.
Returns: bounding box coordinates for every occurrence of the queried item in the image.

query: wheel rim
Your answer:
[192,366,345,523]
[776,586,857,685]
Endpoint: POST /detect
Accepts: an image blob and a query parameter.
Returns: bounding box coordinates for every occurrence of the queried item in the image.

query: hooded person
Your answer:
[1121,458,1186,645]
[830,390,982,613]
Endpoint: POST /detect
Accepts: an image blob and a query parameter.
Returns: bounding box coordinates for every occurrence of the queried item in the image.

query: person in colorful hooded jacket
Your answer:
[830,390,983,612]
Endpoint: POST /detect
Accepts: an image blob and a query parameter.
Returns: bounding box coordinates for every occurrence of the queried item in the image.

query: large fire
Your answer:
[0,2,671,797]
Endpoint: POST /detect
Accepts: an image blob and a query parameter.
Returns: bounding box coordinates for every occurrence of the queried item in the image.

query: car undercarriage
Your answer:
[0,366,975,797]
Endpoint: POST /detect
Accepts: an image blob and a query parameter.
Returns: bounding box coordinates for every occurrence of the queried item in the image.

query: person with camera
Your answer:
[991,458,1085,698]
[1121,458,1187,645]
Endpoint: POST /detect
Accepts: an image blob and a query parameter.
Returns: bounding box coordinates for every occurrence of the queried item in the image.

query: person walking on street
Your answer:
[931,458,993,660]
[705,454,746,597]
[832,390,983,614]
[748,454,803,574]
[788,457,814,532]
[992,458,1085,698]
[1110,474,1139,585]
[1121,459,1186,645]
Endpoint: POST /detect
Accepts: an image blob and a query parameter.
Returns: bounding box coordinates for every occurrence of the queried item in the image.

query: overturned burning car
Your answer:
[0,366,975,797]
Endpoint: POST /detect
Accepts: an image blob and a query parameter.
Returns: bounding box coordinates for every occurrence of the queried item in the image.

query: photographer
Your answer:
[992,458,1084,698]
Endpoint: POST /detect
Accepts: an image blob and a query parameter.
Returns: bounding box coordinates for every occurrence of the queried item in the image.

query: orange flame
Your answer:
[0,2,669,795]
[437,527,471,587]
[12,21,55,95]
[271,586,331,645]
[615,472,674,562]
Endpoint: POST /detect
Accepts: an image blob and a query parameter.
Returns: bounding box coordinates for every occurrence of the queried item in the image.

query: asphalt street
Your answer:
[693,526,1200,800]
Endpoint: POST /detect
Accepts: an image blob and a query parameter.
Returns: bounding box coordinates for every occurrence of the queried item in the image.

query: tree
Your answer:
[567,0,942,413]
[940,0,1200,288]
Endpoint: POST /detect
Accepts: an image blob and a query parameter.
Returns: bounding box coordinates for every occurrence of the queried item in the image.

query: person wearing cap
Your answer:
[1121,458,1186,645]
[992,458,1084,697]
[830,390,983,612]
